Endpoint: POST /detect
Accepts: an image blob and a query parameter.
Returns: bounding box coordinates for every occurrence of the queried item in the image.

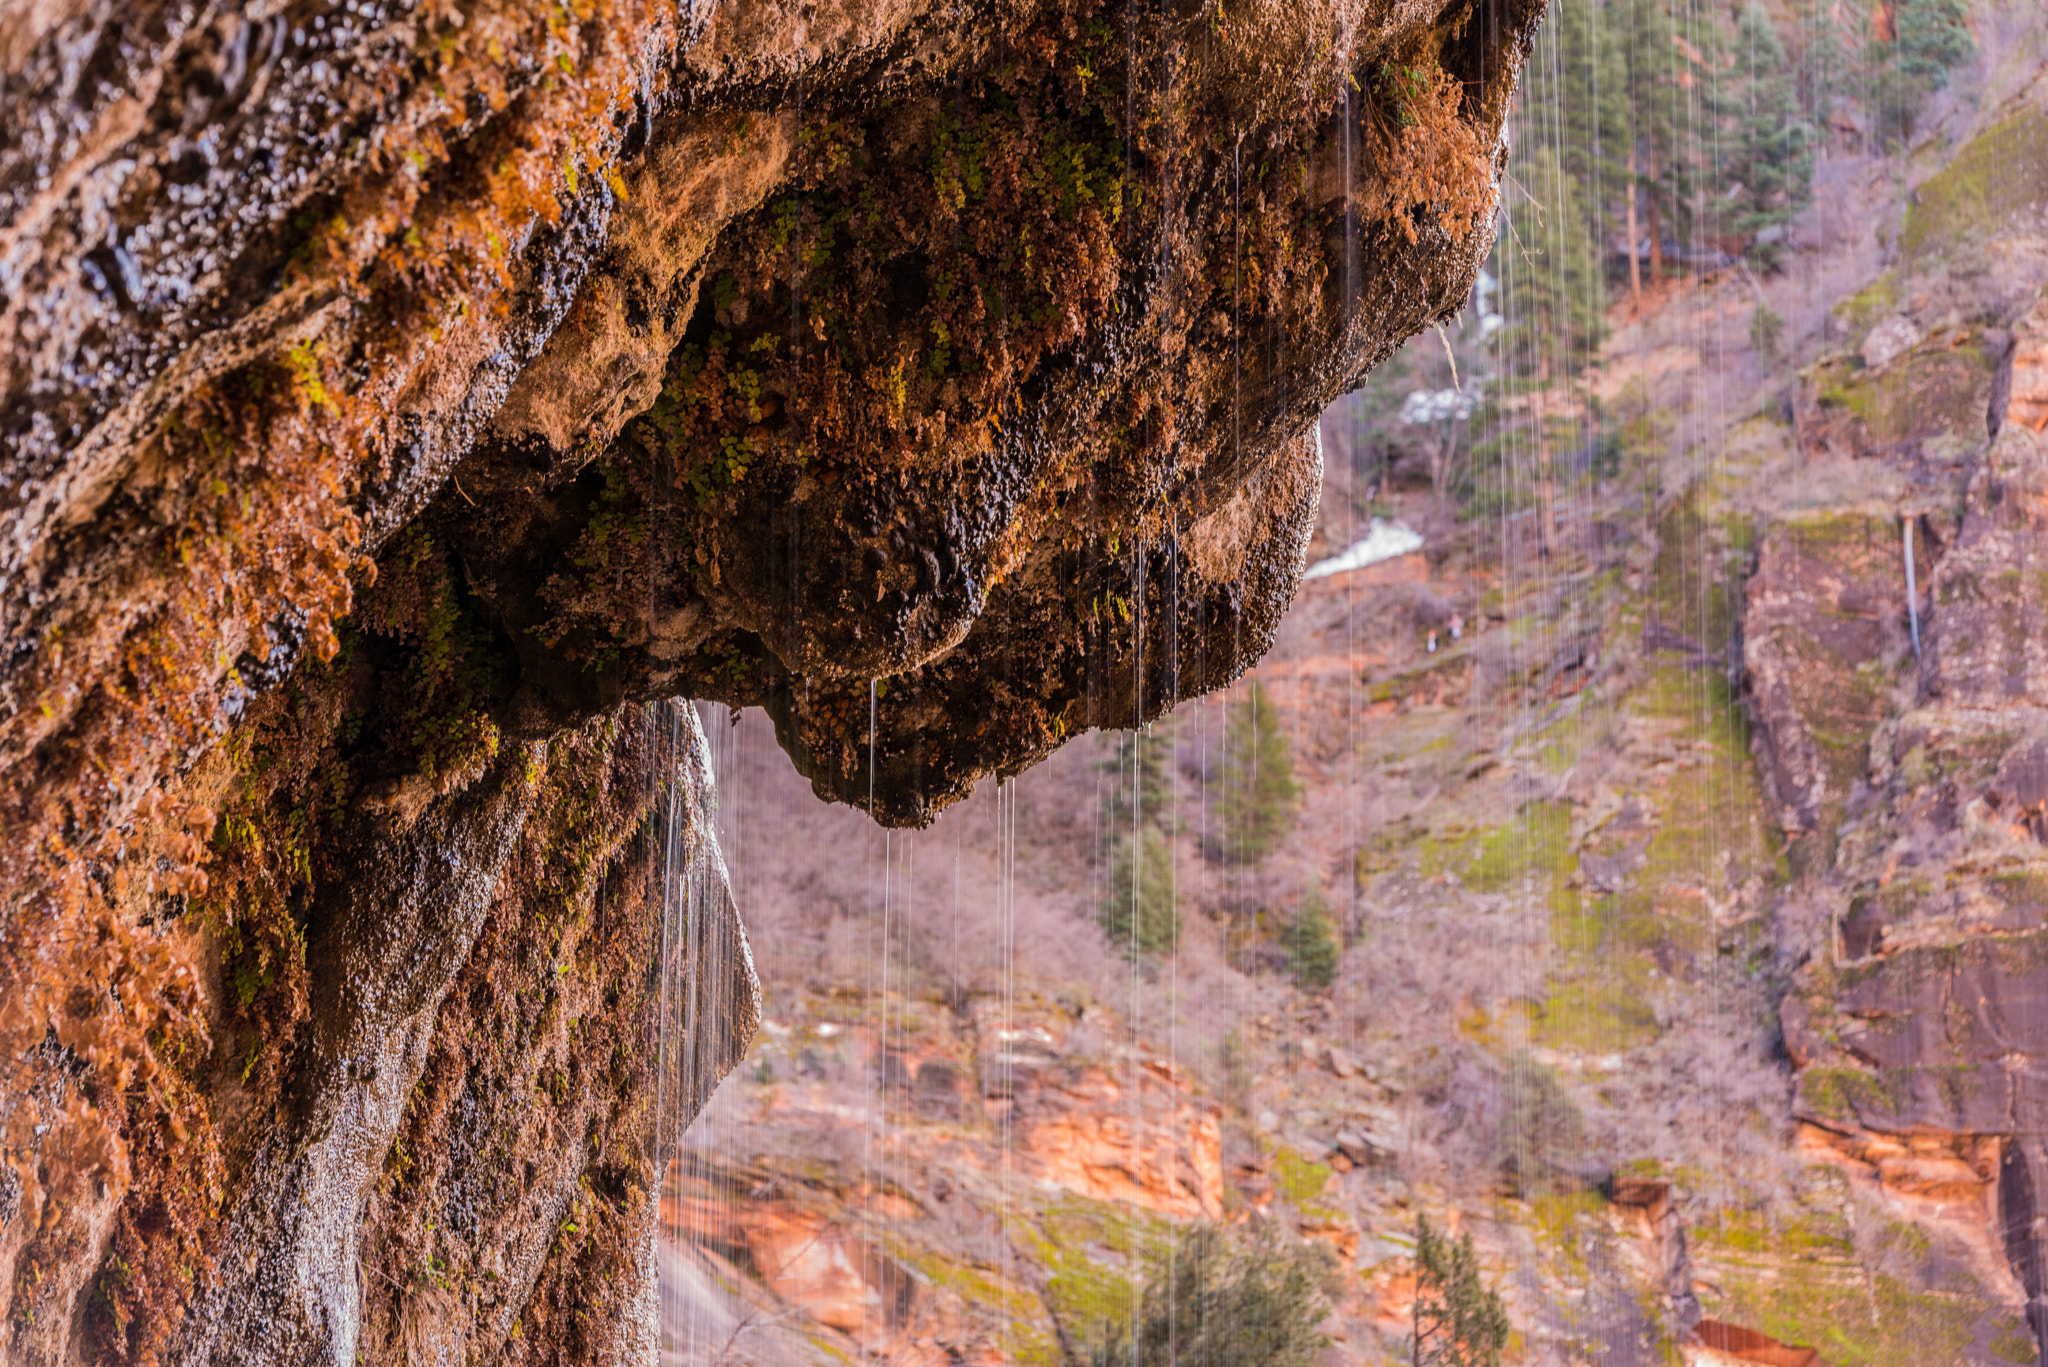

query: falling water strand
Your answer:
[1904,515,1922,658]
[864,676,879,1355]
[650,698,761,1366]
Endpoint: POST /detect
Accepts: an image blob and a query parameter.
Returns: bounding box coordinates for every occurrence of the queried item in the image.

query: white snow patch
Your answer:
[1398,388,1476,424]
[1302,518,1424,580]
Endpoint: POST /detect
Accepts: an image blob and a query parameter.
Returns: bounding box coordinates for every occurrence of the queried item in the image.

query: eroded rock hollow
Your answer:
[0,1,1541,1361]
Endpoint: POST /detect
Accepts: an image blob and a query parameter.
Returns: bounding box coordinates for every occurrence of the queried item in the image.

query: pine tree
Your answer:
[1285,888,1341,990]
[1104,823,1178,956]
[1413,1216,1511,1367]
[1512,0,1627,332]
[1215,680,1299,865]
[1092,1224,1327,1367]
[1495,143,1608,377]
[1868,0,1975,146]
[1794,0,1858,144]
[1721,5,1814,267]
[1106,724,1176,831]
[1896,0,1975,86]
[1615,0,1714,279]
[1546,0,1632,195]
[1102,723,1179,956]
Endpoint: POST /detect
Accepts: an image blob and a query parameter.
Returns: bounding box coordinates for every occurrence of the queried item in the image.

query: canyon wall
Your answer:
[0,1,1543,1363]
[1761,127,2048,1345]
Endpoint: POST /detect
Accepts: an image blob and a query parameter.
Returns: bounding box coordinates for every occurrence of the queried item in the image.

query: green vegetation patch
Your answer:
[1812,344,1991,447]
[1701,1247,1983,1367]
[1990,1324,2040,1364]
[1358,800,1487,883]
[1901,108,2048,259]
[1531,631,1780,1057]
[1835,273,1899,336]
[1635,659,1783,886]
[1464,801,1576,903]
[1525,1188,1608,1278]
[1796,1065,1900,1125]
[1694,1206,1854,1258]
[1530,974,1660,1054]
[1269,1146,1341,1223]
[887,1238,1060,1366]
[1648,491,1748,653]
[1694,1174,1993,1367]
[1016,1193,1169,1352]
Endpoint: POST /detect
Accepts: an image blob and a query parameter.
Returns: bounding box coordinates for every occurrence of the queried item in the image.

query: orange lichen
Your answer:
[0,1,682,1310]
[1366,58,1497,245]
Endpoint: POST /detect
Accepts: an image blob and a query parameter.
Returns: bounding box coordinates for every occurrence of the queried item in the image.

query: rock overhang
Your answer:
[0,0,1544,859]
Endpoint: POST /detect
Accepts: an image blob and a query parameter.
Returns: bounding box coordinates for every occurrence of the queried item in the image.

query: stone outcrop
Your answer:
[973,1002,1225,1220]
[0,1,1546,1363]
[1,683,757,1367]
[0,0,1533,876]
[1760,288,2048,1339]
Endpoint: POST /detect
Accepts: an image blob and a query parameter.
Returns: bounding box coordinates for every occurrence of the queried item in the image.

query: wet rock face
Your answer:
[0,1,1542,1363]
[0,669,755,1366]
[0,0,1537,875]
[438,0,1532,823]
[1756,296,2048,1333]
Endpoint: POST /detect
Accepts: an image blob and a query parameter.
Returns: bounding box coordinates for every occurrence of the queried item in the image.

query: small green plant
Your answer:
[1090,1224,1327,1367]
[1374,62,1434,130]
[1749,302,1785,361]
[1413,1215,1510,1367]
[1214,681,1299,865]
[1285,888,1341,989]
[1497,1049,1589,1196]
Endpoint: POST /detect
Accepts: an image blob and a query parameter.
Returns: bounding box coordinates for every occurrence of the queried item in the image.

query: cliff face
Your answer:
[1769,296,2048,1333]
[0,1,1544,1363]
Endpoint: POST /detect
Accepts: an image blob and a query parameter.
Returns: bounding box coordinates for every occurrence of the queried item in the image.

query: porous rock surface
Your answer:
[0,1,1542,1363]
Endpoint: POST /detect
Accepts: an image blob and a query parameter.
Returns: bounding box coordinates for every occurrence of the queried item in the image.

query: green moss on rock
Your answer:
[1900,110,2048,259]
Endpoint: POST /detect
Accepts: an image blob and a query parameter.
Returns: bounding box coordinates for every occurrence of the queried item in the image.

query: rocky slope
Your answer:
[0,2,1547,1364]
[648,46,2048,1367]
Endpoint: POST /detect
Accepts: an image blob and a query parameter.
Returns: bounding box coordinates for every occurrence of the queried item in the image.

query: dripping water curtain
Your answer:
[648,699,762,1359]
